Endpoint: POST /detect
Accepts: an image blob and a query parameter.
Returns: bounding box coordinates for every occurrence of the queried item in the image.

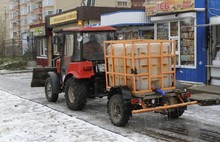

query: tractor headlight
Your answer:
[97,63,105,72]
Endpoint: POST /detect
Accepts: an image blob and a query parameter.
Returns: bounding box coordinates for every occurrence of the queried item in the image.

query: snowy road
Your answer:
[0,72,220,142]
[0,91,135,142]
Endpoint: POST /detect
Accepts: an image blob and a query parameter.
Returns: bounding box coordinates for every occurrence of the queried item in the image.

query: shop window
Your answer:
[180,20,195,66]
[156,20,195,68]
[125,31,132,39]
[142,30,154,39]
[53,44,59,55]
[133,31,138,39]
[170,22,178,36]
[169,22,179,66]
[157,23,168,40]
[40,39,47,56]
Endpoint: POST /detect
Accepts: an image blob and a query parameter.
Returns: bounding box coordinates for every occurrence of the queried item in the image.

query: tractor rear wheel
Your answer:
[108,94,130,126]
[65,78,87,110]
[167,97,185,119]
[45,77,58,102]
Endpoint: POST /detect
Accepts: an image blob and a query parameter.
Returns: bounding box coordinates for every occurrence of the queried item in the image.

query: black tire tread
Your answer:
[108,94,130,127]
[65,78,87,110]
[45,77,58,102]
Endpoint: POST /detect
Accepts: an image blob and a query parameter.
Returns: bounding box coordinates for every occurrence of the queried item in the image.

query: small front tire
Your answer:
[45,77,58,102]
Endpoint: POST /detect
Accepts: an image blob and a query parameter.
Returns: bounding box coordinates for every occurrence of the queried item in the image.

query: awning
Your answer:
[184,16,220,27]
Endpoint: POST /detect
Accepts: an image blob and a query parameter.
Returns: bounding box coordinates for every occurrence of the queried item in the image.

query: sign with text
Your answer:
[49,11,77,25]
[146,0,195,16]
[29,27,45,36]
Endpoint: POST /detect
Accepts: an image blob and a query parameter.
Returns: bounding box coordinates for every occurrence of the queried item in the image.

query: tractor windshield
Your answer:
[83,32,114,61]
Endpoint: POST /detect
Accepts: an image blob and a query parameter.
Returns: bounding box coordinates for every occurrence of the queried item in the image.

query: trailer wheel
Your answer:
[45,77,58,102]
[65,78,87,110]
[167,97,184,119]
[108,94,130,126]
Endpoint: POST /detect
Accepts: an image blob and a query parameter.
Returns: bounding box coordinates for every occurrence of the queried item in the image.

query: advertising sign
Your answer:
[146,0,195,16]
[33,27,45,36]
[29,27,45,36]
[49,11,77,25]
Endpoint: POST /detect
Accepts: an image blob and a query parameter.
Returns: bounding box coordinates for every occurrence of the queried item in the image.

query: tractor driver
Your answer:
[83,34,103,60]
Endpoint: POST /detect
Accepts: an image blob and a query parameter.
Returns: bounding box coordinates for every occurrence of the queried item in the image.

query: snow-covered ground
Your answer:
[0,90,158,142]
[1,72,220,141]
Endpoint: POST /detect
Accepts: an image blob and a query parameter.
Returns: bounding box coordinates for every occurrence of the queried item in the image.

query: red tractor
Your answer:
[35,26,116,110]
[32,26,197,127]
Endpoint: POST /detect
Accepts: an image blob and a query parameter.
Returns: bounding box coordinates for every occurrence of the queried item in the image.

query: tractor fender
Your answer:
[48,72,62,94]
[109,86,132,100]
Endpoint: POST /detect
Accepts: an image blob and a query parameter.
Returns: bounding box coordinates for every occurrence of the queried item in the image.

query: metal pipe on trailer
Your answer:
[132,101,197,114]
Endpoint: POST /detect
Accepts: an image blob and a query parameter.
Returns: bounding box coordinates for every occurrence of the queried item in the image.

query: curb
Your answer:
[0,70,33,75]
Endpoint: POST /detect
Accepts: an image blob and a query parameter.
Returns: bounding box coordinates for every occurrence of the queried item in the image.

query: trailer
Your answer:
[104,39,197,126]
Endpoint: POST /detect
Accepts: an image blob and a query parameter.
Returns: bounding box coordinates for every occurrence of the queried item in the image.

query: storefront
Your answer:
[30,24,47,66]
[146,0,207,84]
[101,10,154,39]
[45,6,137,66]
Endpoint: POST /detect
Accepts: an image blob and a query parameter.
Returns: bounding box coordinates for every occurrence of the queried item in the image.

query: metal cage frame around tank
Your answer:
[104,39,177,96]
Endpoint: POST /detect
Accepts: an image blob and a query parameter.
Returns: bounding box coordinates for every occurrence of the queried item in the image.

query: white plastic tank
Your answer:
[106,40,173,93]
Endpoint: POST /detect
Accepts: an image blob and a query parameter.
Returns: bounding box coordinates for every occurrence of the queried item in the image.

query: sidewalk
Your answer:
[0,90,135,142]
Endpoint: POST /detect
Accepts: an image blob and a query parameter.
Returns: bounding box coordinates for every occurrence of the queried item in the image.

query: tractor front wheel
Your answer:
[108,94,130,126]
[65,78,87,110]
[45,77,58,102]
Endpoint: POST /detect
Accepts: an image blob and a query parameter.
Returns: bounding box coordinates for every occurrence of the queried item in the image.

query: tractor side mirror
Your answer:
[77,33,83,42]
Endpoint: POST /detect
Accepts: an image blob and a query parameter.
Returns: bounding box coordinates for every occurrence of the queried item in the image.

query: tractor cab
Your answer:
[53,26,116,73]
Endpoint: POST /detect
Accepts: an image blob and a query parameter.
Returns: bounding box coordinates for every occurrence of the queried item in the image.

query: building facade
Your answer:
[55,0,146,12]
[55,0,131,11]
[0,0,10,56]
[146,0,207,84]
[8,0,55,56]
[32,0,145,66]
[101,10,154,39]
[145,0,220,85]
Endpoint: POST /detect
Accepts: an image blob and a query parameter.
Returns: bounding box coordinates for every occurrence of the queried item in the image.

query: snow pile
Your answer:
[0,91,134,142]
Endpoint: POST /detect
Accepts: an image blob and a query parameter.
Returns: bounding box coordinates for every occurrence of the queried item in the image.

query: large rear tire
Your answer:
[65,78,87,110]
[45,77,58,102]
[108,94,130,126]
